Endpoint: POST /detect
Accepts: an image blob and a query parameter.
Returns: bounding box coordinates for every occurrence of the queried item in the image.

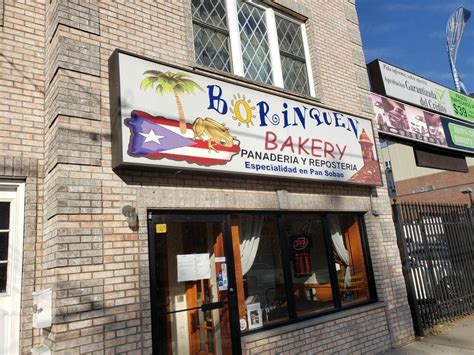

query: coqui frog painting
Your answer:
[124,69,240,166]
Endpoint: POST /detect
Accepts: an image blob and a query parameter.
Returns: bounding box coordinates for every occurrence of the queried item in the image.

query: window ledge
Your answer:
[192,64,322,105]
[241,301,386,343]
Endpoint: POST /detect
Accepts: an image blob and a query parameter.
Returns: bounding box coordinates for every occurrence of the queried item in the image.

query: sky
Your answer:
[356,0,474,93]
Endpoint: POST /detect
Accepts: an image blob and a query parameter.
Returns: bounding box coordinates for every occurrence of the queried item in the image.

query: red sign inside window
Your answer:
[292,237,310,251]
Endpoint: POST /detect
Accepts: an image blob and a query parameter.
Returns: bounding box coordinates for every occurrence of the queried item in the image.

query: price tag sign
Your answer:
[449,91,474,122]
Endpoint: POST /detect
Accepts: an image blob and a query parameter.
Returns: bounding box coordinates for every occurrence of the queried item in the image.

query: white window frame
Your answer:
[0,181,25,355]
[203,0,315,96]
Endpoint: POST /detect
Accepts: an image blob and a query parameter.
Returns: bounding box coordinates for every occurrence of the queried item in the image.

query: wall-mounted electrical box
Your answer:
[32,288,52,329]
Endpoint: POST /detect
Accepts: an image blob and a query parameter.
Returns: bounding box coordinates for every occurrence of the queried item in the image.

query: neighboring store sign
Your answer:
[368,60,474,124]
[372,93,474,154]
[110,51,382,185]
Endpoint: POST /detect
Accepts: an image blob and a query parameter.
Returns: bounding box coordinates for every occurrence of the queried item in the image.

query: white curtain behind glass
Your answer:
[329,216,352,289]
[239,216,264,275]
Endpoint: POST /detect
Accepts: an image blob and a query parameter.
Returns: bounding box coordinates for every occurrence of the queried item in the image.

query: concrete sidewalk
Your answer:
[385,314,474,354]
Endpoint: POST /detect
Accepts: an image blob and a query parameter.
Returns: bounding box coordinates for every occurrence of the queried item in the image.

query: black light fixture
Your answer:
[122,205,139,230]
[460,187,473,207]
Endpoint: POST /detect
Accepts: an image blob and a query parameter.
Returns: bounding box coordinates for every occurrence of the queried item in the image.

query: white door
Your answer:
[0,182,25,355]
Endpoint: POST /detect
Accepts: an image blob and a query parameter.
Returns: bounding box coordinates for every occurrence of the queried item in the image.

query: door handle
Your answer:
[201,301,224,311]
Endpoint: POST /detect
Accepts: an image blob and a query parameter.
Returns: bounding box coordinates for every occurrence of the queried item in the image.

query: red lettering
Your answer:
[292,237,309,250]
[265,131,278,150]
[280,136,295,153]
[324,141,335,159]
[311,139,322,157]
[265,133,347,160]
[298,137,310,155]
[337,144,347,160]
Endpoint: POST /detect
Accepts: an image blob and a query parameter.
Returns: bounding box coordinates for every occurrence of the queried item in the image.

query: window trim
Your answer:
[0,181,25,355]
[193,0,316,97]
[191,0,232,72]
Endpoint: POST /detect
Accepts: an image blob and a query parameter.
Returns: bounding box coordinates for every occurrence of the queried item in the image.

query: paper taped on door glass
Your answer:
[177,253,210,282]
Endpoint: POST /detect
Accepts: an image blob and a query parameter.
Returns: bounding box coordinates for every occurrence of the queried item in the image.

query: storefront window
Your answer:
[282,215,334,317]
[229,213,373,332]
[231,215,288,331]
[149,212,375,345]
[327,214,371,306]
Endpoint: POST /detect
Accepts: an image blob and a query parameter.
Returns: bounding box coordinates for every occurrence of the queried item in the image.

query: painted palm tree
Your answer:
[141,70,204,134]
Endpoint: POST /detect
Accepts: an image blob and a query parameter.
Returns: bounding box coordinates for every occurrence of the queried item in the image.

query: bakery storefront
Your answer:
[110,51,383,354]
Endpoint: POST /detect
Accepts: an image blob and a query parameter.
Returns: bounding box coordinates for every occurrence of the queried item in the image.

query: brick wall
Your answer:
[241,304,391,354]
[0,0,415,353]
[0,0,45,353]
[394,166,474,204]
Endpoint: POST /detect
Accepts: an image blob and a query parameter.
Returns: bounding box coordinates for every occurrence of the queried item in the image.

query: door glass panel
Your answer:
[0,202,9,229]
[153,220,232,355]
[282,215,335,317]
[327,214,370,306]
[231,215,288,331]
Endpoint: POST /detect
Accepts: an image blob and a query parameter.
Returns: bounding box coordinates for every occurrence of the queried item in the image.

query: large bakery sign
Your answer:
[110,51,382,185]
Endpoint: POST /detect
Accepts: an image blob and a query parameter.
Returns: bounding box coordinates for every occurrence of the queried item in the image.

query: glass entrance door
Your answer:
[148,214,240,355]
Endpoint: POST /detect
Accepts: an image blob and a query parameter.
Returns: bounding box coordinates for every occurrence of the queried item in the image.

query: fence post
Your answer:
[393,202,424,336]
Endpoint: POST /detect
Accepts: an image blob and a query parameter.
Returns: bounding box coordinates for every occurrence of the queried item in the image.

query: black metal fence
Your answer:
[393,202,474,336]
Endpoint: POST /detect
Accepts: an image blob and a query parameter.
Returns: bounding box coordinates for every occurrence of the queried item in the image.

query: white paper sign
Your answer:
[177,253,210,282]
[194,253,211,280]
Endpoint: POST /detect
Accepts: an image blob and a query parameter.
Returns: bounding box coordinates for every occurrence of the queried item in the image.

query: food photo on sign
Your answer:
[111,51,383,186]
[372,94,447,146]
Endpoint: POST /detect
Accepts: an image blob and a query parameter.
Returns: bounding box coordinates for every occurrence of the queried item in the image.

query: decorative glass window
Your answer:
[237,0,273,85]
[191,0,231,72]
[276,15,310,95]
[192,0,314,96]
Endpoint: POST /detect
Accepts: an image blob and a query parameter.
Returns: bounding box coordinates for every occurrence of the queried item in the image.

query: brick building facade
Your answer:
[0,0,415,354]
[381,143,474,204]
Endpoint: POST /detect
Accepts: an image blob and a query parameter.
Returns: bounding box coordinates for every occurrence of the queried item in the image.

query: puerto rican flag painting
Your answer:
[125,111,240,166]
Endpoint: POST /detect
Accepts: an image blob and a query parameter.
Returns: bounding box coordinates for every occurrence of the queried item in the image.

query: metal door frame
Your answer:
[147,212,242,355]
